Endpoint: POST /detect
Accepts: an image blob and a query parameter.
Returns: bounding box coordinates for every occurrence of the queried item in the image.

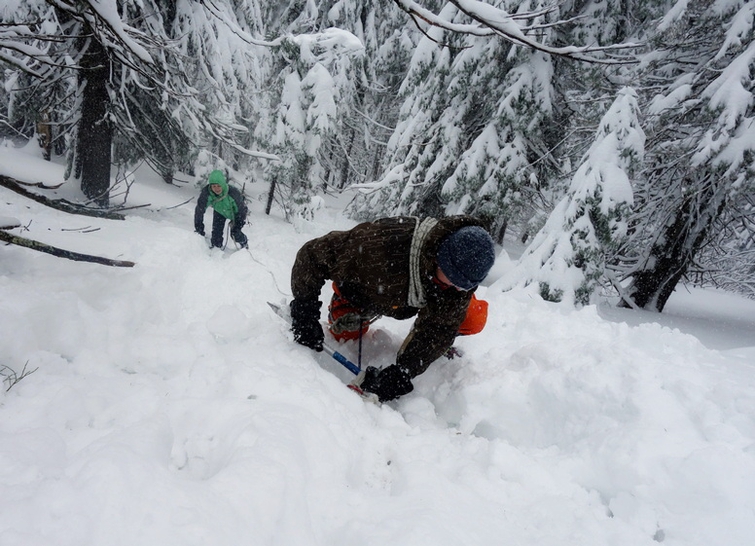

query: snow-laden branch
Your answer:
[0,24,59,76]
[393,0,640,64]
[290,28,365,63]
[48,0,152,63]
[226,144,280,161]
[199,0,282,47]
[0,49,44,77]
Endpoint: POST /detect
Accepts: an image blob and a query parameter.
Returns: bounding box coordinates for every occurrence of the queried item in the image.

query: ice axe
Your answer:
[267,301,361,375]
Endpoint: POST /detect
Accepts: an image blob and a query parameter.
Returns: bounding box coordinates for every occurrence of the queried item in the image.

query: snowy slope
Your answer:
[1,144,754,546]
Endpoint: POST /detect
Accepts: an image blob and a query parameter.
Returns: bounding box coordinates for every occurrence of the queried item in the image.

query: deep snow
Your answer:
[1,142,754,546]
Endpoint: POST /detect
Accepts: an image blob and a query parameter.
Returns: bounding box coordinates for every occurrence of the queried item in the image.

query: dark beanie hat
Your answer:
[436,226,495,290]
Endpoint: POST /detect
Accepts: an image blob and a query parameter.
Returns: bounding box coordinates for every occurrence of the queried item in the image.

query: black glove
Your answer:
[359,365,414,402]
[290,298,324,352]
[195,228,205,236]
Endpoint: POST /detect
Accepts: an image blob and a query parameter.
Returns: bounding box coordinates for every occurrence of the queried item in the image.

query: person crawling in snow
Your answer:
[194,169,248,249]
[289,216,496,402]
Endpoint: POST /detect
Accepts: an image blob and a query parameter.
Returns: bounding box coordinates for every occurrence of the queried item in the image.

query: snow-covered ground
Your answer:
[1,142,754,545]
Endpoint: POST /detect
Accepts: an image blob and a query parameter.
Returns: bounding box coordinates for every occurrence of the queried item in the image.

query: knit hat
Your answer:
[436,226,495,290]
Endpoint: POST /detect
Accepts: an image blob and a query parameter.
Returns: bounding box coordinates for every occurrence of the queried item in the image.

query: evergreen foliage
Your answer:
[1,0,753,305]
[259,0,410,221]
[616,0,755,310]
[356,1,563,240]
[502,87,643,305]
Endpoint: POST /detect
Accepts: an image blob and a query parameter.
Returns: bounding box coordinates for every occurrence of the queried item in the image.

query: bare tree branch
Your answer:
[1,362,39,392]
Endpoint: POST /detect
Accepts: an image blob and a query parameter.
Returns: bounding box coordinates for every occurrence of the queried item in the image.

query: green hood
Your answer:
[208,170,229,196]
[206,170,238,220]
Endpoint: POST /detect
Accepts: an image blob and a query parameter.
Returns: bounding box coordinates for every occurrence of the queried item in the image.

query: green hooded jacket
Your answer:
[204,170,238,220]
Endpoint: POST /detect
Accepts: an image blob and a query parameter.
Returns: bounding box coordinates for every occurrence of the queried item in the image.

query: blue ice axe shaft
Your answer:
[321,344,360,375]
[268,302,360,376]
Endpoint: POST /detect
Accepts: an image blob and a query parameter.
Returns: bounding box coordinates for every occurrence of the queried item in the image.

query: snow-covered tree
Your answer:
[260,29,365,221]
[354,1,575,241]
[695,188,755,298]
[0,3,66,158]
[2,0,272,205]
[258,0,414,221]
[618,0,755,311]
[503,87,644,305]
[164,0,271,179]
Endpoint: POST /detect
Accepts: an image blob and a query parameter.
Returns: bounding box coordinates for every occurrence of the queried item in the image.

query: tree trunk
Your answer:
[77,35,113,207]
[496,218,507,245]
[36,110,52,161]
[620,182,726,312]
[265,175,277,215]
[619,229,689,312]
[0,230,134,267]
[338,127,356,189]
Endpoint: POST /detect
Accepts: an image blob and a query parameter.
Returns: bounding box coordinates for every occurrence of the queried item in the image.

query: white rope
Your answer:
[407,217,438,308]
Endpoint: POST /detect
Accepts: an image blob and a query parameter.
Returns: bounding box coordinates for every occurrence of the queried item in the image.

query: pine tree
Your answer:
[503,87,644,305]
[165,0,269,179]
[358,1,566,242]
[1,3,72,159]
[618,0,755,311]
[259,0,408,221]
[2,0,271,204]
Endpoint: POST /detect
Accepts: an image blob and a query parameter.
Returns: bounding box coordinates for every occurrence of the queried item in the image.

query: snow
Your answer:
[292,28,365,63]
[1,144,755,545]
[657,0,690,32]
[86,0,153,64]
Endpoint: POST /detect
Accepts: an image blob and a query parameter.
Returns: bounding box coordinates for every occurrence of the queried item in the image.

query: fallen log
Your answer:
[0,175,125,220]
[1,217,21,230]
[0,229,135,267]
[13,179,64,190]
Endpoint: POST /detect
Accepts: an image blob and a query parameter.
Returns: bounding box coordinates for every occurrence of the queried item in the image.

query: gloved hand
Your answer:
[195,228,205,236]
[359,365,414,402]
[290,298,324,352]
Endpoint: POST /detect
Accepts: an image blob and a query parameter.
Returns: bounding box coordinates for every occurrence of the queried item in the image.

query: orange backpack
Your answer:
[458,294,488,336]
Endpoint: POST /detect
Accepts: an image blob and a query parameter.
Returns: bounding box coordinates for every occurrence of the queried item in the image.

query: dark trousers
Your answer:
[210,210,248,248]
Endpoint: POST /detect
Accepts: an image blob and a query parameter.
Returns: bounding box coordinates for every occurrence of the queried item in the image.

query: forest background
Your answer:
[1,0,754,311]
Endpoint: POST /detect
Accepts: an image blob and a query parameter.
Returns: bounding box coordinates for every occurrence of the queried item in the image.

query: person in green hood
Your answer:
[194,170,248,249]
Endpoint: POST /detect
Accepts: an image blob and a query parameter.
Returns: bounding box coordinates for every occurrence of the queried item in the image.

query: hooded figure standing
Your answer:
[194,170,248,249]
[289,215,496,402]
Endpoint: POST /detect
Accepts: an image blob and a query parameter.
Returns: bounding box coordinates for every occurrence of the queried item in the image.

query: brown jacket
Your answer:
[291,216,486,377]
